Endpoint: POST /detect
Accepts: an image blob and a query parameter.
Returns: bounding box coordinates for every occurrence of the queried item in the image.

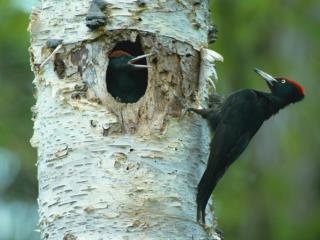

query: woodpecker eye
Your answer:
[281,79,286,84]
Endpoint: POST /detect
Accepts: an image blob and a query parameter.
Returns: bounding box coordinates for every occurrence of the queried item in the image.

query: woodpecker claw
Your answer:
[254,68,277,86]
[128,52,154,68]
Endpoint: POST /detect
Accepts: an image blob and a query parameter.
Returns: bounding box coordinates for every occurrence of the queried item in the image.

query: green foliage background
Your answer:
[211,1,320,239]
[0,0,319,239]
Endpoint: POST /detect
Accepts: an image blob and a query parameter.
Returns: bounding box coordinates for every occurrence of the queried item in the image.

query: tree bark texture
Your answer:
[29,0,222,239]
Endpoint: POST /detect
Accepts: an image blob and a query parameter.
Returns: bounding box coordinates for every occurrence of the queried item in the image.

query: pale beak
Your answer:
[254,68,277,86]
[128,53,153,68]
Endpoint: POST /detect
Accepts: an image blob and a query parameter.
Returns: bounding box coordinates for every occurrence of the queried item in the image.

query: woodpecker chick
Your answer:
[106,50,151,103]
[193,68,304,224]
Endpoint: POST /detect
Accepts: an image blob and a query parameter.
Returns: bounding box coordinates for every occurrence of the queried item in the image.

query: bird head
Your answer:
[254,68,304,104]
[109,50,151,70]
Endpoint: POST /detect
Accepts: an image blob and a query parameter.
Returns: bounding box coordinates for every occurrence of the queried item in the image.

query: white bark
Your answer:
[29,0,223,239]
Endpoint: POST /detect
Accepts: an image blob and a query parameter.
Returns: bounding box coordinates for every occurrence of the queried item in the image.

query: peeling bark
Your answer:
[29,0,222,239]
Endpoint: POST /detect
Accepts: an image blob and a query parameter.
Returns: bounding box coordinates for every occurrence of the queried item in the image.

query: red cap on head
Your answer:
[276,77,305,96]
[109,50,132,58]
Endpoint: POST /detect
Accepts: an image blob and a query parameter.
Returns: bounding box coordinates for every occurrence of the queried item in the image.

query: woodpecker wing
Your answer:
[208,90,264,171]
[197,89,269,223]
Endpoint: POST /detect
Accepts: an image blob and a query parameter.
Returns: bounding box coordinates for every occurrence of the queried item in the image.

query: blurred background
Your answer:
[0,0,39,240]
[0,0,319,239]
[211,1,320,240]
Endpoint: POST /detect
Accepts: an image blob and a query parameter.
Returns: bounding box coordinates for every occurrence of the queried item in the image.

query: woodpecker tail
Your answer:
[196,168,225,224]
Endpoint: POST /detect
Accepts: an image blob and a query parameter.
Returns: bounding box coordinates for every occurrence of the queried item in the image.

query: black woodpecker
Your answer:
[106,50,151,103]
[190,68,305,224]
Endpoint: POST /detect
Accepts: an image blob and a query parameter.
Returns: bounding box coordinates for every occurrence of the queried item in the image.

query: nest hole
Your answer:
[106,38,148,103]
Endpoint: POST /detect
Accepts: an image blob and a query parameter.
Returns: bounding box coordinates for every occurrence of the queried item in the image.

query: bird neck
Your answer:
[266,93,288,113]
[256,91,287,117]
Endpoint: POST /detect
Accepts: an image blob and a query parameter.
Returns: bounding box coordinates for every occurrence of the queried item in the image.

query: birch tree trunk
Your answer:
[29,0,222,239]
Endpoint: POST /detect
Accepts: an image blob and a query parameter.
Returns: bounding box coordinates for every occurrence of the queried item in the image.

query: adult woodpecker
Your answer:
[189,69,304,224]
[106,50,151,103]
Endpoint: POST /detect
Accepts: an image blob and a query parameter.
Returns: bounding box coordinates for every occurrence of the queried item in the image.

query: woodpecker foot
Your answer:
[208,92,224,106]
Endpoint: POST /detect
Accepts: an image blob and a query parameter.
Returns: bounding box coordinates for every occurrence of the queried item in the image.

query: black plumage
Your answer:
[191,69,304,224]
[106,50,148,103]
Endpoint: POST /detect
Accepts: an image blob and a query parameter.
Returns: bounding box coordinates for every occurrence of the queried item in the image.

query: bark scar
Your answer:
[63,233,77,240]
[54,53,66,79]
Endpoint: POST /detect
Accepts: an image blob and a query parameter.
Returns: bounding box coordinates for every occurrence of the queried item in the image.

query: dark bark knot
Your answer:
[46,39,63,49]
[63,233,77,240]
[137,0,146,7]
[86,0,109,30]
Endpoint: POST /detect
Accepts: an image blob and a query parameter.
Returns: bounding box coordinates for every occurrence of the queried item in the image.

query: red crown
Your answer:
[276,77,305,95]
[109,50,132,58]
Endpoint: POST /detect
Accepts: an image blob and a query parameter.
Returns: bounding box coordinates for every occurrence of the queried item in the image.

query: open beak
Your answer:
[128,53,153,68]
[254,68,277,86]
